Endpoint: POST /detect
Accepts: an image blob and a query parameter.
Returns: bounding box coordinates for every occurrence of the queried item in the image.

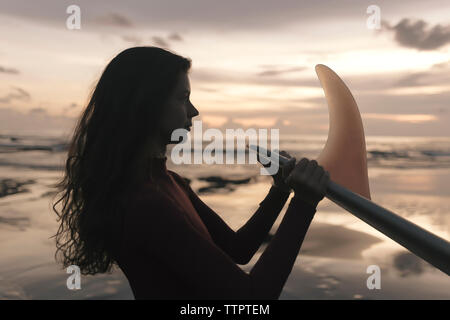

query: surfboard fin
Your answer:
[315,64,371,200]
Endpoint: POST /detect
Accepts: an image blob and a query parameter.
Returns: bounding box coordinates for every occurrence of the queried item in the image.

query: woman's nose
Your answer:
[189,102,199,117]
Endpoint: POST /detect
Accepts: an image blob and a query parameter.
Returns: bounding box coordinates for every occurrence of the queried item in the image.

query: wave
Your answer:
[1,133,450,171]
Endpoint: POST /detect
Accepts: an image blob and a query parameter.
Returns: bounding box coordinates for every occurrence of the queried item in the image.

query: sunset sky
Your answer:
[0,0,449,136]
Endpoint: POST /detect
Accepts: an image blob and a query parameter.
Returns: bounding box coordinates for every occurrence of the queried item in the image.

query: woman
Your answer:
[52,46,330,299]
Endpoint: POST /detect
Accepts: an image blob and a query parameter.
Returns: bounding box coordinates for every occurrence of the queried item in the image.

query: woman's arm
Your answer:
[170,171,291,265]
[128,189,317,299]
[235,185,291,264]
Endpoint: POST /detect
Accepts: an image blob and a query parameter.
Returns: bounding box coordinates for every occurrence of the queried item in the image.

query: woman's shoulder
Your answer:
[127,171,194,212]
[167,170,192,190]
[167,169,184,181]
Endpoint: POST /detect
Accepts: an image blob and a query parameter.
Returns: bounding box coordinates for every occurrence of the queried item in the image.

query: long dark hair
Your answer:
[52,46,191,275]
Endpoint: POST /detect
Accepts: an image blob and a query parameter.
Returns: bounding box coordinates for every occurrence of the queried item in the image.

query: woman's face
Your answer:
[159,72,199,144]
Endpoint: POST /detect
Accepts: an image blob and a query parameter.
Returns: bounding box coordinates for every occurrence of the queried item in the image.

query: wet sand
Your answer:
[0,164,449,299]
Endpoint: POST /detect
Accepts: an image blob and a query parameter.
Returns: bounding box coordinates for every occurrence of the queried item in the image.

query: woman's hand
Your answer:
[256,149,296,193]
[284,158,330,207]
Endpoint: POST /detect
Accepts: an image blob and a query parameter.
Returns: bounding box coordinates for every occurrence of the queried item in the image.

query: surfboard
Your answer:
[315,64,371,200]
[252,66,450,275]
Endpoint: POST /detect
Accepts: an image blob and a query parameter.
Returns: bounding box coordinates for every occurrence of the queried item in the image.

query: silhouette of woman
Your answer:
[52,46,330,299]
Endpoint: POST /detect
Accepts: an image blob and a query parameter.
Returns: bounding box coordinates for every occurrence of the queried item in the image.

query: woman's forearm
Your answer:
[249,195,317,299]
[233,185,291,264]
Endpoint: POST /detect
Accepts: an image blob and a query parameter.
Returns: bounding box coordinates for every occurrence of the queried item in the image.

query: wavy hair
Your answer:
[52,46,191,275]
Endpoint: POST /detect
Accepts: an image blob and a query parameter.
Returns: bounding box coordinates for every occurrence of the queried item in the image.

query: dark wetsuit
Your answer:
[116,156,317,299]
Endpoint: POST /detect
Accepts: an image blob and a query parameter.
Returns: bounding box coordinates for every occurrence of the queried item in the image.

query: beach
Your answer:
[0,133,449,299]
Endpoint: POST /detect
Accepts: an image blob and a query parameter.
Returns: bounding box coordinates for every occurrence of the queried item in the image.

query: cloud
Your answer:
[393,59,450,88]
[257,66,307,77]
[0,0,354,32]
[168,32,183,42]
[0,0,410,33]
[2,0,450,40]
[382,18,450,50]
[189,64,450,136]
[191,67,319,88]
[120,33,182,47]
[306,89,450,114]
[395,72,429,87]
[192,68,450,136]
[0,66,19,74]
[432,60,450,69]
[121,35,143,45]
[29,107,46,114]
[393,251,428,277]
[363,113,438,124]
[191,64,445,95]
[95,12,134,28]
[0,87,30,104]
[0,107,75,136]
[151,36,170,48]
[61,103,79,116]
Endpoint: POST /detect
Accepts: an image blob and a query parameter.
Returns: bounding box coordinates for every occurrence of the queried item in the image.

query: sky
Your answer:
[0,0,449,137]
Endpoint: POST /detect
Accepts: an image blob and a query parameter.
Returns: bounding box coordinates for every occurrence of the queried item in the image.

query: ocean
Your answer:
[0,132,449,299]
